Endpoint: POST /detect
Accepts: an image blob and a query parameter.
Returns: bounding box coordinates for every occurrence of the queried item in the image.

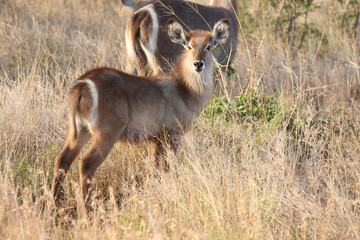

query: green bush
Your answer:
[202,89,280,123]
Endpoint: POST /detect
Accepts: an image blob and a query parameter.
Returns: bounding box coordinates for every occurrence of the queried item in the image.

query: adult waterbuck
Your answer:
[52,19,230,210]
[123,0,238,76]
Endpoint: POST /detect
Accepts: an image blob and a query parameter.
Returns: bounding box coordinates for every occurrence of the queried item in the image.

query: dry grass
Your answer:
[0,0,360,239]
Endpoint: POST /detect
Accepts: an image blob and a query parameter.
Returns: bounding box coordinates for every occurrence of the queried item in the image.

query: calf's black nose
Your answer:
[193,61,204,72]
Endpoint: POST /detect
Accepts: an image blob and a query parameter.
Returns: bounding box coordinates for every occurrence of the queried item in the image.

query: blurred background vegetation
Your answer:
[237,0,359,56]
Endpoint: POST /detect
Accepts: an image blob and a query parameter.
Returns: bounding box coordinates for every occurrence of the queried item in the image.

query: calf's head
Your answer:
[167,19,230,74]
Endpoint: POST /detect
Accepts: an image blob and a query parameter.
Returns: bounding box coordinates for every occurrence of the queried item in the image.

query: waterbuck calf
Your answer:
[123,0,238,76]
[52,19,230,209]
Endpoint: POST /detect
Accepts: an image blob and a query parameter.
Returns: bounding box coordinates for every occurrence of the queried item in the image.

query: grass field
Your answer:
[1,0,360,239]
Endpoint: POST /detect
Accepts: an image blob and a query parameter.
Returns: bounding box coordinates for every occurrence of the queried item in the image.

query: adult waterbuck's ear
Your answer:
[167,19,189,48]
[211,19,230,48]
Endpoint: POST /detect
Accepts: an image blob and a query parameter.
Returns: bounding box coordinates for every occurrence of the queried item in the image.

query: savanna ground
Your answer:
[1,0,360,239]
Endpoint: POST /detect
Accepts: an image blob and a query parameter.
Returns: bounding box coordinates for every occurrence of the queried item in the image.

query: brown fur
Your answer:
[124,0,238,76]
[52,19,230,211]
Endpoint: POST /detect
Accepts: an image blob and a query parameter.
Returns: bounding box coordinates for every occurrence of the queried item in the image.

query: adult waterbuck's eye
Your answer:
[187,45,193,50]
[206,45,211,51]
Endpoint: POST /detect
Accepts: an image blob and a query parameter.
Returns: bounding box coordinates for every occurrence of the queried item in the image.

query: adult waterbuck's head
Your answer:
[51,19,230,214]
[123,0,238,76]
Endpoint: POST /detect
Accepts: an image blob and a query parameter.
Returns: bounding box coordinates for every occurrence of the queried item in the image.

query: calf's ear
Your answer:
[211,19,230,48]
[167,19,189,48]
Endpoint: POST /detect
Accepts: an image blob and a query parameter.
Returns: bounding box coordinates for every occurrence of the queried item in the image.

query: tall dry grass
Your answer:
[0,0,360,239]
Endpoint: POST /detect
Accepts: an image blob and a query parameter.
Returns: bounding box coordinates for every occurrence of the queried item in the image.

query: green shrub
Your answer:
[202,89,280,124]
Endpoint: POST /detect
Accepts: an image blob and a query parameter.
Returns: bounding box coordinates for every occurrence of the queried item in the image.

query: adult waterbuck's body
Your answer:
[123,0,238,76]
[52,19,230,209]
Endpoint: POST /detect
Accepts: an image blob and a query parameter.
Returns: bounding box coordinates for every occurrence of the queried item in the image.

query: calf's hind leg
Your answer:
[79,131,121,210]
[52,126,90,208]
